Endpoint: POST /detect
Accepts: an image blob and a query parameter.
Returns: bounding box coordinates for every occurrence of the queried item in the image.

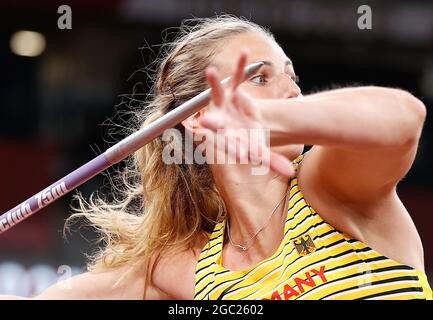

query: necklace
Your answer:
[226,190,288,252]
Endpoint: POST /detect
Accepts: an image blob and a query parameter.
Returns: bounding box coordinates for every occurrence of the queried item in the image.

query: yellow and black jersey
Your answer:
[194,154,433,300]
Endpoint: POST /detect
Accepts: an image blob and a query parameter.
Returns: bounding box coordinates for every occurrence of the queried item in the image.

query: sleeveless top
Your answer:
[194,154,433,300]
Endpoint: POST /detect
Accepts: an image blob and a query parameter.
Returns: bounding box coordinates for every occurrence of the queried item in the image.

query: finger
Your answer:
[231,89,257,117]
[230,51,248,92]
[199,111,225,131]
[206,67,225,107]
[248,144,295,178]
[269,151,296,178]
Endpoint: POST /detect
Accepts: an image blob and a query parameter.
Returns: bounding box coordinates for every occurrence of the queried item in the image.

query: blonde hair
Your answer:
[67,15,274,297]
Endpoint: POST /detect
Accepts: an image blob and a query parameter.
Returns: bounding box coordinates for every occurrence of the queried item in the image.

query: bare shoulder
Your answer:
[33,233,208,300]
[152,233,208,299]
[35,263,160,300]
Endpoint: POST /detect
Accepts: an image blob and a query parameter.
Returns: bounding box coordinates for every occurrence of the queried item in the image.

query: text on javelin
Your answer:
[0,181,68,232]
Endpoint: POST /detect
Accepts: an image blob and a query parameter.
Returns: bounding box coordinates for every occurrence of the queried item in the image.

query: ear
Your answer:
[181,109,207,132]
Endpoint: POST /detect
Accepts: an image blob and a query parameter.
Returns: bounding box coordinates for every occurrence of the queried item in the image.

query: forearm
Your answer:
[260,86,426,149]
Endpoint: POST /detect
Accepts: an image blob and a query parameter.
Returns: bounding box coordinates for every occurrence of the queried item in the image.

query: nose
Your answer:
[277,73,301,99]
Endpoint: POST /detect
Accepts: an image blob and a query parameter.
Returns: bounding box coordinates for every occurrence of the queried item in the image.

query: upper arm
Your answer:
[305,140,420,205]
[295,143,421,244]
[298,88,426,207]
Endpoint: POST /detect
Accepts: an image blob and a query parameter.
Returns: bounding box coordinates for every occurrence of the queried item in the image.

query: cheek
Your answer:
[240,84,278,99]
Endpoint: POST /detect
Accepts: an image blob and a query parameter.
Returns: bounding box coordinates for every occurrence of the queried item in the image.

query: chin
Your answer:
[271,144,304,160]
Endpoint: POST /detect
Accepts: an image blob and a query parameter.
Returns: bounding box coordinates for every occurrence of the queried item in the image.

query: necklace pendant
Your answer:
[226,188,288,255]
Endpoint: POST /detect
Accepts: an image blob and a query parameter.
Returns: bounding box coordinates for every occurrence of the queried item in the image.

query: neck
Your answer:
[211,163,290,257]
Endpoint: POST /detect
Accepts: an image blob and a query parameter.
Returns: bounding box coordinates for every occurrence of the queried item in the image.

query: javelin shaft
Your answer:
[0,62,264,235]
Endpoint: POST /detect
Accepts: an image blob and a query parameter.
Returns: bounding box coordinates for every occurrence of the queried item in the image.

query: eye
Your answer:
[291,75,300,84]
[249,74,267,85]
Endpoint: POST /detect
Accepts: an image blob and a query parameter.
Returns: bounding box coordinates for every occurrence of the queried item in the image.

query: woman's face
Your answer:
[212,31,301,99]
[211,31,304,159]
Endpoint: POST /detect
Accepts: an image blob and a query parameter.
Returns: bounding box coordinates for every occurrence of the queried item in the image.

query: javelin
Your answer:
[0,62,264,235]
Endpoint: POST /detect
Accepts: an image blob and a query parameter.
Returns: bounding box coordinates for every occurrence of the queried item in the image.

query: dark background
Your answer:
[0,0,432,295]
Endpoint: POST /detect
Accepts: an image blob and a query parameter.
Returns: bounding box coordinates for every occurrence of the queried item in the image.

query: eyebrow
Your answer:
[261,59,293,68]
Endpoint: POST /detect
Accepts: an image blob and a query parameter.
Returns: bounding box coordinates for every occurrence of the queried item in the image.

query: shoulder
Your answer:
[35,263,150,299]
[152,232,209,299]
[34,233,208,300]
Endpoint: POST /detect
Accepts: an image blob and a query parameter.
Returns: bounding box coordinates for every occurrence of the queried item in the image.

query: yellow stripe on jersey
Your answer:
[194,153,433,300]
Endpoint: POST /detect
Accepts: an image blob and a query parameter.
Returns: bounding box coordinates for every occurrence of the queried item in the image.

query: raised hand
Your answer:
[197,52,295,177]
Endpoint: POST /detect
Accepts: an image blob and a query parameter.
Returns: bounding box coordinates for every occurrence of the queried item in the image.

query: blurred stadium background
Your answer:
[1,0,432,296]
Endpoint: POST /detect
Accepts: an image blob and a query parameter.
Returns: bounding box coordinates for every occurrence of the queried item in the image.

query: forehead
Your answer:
[211,31,290,75]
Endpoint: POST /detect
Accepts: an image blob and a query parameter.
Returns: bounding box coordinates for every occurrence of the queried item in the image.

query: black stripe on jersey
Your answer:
[209,231,224,243]
[363,255,389,264]
[355,287,425,300]
[313,227,341,241]
[197,247,221,264]
[320,275,421,300]
[216,279,245,300]
[286,211,317,234]
[202,274,251,299]
[195,264,230,286]
[287,206,312,228]
[198,240,221,257]
[289,190,301,202]
[300,264,418,298]
[194,278,216,299]
[285,219,326,239]
[360,275,420,287]
[318,228,340,239]
[288,198,307,214]
[286,204,310,225]
[196,268,232,288]
[326,260,413,276]
[210,225,224,237]
[196,261,217,275]
[200,232,222,250]
[215,269,232,277]
[195,270,214,288]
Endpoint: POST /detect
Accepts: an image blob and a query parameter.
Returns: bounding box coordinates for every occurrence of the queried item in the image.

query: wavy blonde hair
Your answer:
[67,15,274,297]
